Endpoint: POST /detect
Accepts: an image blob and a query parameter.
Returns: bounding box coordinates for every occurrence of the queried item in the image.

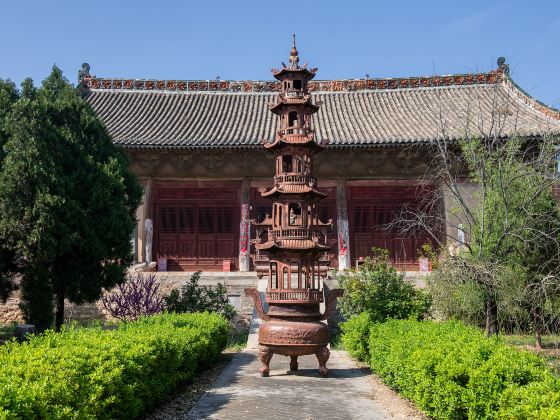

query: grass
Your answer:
[503,334,560,377]
[330,331,344,350]
[226,330,248,351]
[502,334,560,348]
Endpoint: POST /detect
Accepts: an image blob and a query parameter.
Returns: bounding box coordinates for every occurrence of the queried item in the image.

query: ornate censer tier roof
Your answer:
[268,97,319,115]
[80,59,560,150]
[260,185,328,198]
[256,239,331,252]
[263,136,326,153]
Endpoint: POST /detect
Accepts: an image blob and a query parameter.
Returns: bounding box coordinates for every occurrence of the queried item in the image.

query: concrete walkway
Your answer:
[187,350,393,419]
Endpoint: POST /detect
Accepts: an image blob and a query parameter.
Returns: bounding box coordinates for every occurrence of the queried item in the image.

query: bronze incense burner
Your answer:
[245,36,343,377]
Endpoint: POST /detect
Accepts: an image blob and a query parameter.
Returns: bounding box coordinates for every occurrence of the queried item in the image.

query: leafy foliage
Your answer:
[340,312,372,361]
[420,136,560,338]
[0,312,229,419]
[342,318,560,419]
[0,79,20,303]
[0,68,142,331]
[396,130,560,337]
[0,249,17,303]
[164,271,236,320]
[429,251,560,340]
[101,273,164,321]
[417,242,439,270]
[336,248,431,322]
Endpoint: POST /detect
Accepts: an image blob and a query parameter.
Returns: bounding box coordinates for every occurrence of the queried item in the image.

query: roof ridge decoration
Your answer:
[79,68,507,94]
[79,58,560,120]
[495,56,559,121]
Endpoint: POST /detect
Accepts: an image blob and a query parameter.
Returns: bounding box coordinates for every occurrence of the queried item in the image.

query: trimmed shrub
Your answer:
[341,312,372,361]
[342,318,560,419]
[0,312,229,419]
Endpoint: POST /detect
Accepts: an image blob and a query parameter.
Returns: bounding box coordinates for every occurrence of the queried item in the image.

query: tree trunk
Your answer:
[531,306,543,350]
[485,289,499,337]
[55,291,65,332]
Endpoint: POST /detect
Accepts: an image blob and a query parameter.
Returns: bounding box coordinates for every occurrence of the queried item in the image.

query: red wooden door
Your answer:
[348,186,434,270]
[155,186,239,271]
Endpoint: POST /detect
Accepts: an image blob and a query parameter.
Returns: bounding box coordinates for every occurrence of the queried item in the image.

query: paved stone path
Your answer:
[187,350,393,419]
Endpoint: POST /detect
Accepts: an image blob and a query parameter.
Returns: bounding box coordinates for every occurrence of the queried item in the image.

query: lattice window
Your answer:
[160,207,177,234]
[217,207,234,234]
[198,208,215,234]
[178,207,195,234]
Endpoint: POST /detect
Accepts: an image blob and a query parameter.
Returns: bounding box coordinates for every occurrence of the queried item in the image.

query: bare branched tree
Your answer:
[389,81,560,339]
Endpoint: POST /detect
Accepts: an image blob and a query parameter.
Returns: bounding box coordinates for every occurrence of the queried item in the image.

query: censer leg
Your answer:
[259,346,273,377]
[316,346,330,378]
[289,355,299,372]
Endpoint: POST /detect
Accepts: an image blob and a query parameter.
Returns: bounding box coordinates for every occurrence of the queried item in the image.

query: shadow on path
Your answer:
[187,350,391,420]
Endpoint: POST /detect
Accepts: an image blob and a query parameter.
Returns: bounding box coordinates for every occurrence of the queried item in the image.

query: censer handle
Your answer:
[244,288,270,321]
[320,289,344,320]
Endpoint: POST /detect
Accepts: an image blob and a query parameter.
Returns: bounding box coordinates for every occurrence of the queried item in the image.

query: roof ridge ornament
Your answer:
[497,56,509,76]
[78,63,91,83]
[289,34,300,70]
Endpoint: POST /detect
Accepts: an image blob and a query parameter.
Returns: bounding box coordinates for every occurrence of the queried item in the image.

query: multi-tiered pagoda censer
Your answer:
[245,36,343,378]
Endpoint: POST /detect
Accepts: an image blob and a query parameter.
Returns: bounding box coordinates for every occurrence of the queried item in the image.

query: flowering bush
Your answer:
[102,273,164,321]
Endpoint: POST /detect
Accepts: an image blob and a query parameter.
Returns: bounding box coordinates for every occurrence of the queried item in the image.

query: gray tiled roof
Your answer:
[83,72,560,149]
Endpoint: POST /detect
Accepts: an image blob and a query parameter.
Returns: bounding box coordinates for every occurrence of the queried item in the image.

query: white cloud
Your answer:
[442,8,497,34]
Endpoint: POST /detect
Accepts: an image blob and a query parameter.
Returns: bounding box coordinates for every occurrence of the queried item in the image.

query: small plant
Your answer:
[336,247,431,322]
[417,242,439,270]
[164,271,236,320]
[101,273,164,321]
[227,331,249,351]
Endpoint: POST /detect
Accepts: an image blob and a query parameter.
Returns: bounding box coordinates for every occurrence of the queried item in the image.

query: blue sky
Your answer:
[1,0,559,108]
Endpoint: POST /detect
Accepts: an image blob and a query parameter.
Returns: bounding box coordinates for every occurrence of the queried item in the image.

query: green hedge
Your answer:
[342,317,560,419]
[341,312,372,361]
[0,312,229,419]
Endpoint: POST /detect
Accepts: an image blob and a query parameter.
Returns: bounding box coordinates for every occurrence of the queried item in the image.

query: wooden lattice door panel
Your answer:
[158,206,179,260]
[158,240,177,259]
[177,206,197,264]
[348,186,434,269]
[155,185,240,271]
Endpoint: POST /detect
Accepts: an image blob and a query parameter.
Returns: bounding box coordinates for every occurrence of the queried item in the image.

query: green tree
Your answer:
[461,138,560,337]
[514,185,560,349]
[0,68,142,331]
[0,79,20,302]
[416,135,560,338]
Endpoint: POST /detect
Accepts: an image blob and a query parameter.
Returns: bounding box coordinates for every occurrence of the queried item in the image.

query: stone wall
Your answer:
[0,272,258,326]
[0,289,24,324]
